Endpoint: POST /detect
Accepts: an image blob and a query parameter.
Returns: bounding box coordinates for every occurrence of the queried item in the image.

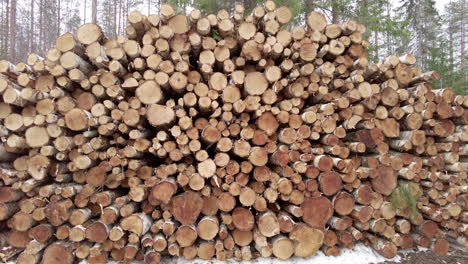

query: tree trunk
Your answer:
[57,0,61,37]
[9,0,16,62]
[385,1,391,56]
[92,0,97,24]
[126,0,129,32]
[374,30,379,62]
[4,0,10,58]
[29,0,34,53]
[304,0,314,21]
[113,0,117,37]
[84,0,87,23]
[331,1,338,24]
[461,0,466,71]
[39,0,43,54]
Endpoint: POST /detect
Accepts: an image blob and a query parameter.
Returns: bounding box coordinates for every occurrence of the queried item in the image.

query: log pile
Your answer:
[0,1,467,263]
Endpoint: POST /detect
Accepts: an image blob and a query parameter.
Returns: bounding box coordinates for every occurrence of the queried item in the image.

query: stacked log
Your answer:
[0,1,466,263]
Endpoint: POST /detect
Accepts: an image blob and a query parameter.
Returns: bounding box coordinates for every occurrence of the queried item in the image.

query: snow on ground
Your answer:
[164,244,405,264]
[9,244,430,264]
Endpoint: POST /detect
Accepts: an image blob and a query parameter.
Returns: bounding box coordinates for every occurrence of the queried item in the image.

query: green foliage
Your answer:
[166,0,192,14]
[391,180,422,219]
[193,0,220,15]
[211,29,221,41]
[439,0,468,94]
[354,0,410,63]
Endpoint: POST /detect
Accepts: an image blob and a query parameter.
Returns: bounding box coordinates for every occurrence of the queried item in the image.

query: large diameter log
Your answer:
[136,81,163,105]
[0,187,23,203]
[150,180,177,204]
[45,200,73,226]
[301,196,333,229]
[307,12,327,32]
[25,126,49,147]
[76,23,103,45]
[29,224,54,243]
[289,223,324,257]
[168,15,189,34]
[197,216,219,240]
[64,109,90,131]
[431,239,449,255]
[232,208,255,231]
[319,171,343,196]
[7,230,31,248]
[244,72,268,95]
[257,211,280,237]
[257,112,279,136]
[371,166,397,196]
[43,242,74,264]
[85,221,109,243]
[171,191,203,225]
[121,213,152,236]
[147,104,175,127]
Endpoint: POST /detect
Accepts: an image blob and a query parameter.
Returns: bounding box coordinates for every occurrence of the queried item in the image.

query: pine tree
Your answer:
[398,0,440,69]
[441,0,467,94]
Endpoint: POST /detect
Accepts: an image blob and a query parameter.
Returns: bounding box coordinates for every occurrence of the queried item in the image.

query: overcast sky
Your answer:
[435,0,451,12]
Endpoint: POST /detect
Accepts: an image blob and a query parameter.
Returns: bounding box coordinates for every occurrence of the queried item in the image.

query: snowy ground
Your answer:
[162,244,402,264]
[8,244,435,264]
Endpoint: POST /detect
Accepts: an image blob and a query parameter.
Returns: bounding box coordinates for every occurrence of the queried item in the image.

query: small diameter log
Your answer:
[369,235,398,259]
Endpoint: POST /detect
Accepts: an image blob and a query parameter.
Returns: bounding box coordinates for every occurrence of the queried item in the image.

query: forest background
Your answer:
[0,0,466,94]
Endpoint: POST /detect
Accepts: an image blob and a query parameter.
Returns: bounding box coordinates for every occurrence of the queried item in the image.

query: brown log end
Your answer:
[171,191,203,225]
[301,196,333,229]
